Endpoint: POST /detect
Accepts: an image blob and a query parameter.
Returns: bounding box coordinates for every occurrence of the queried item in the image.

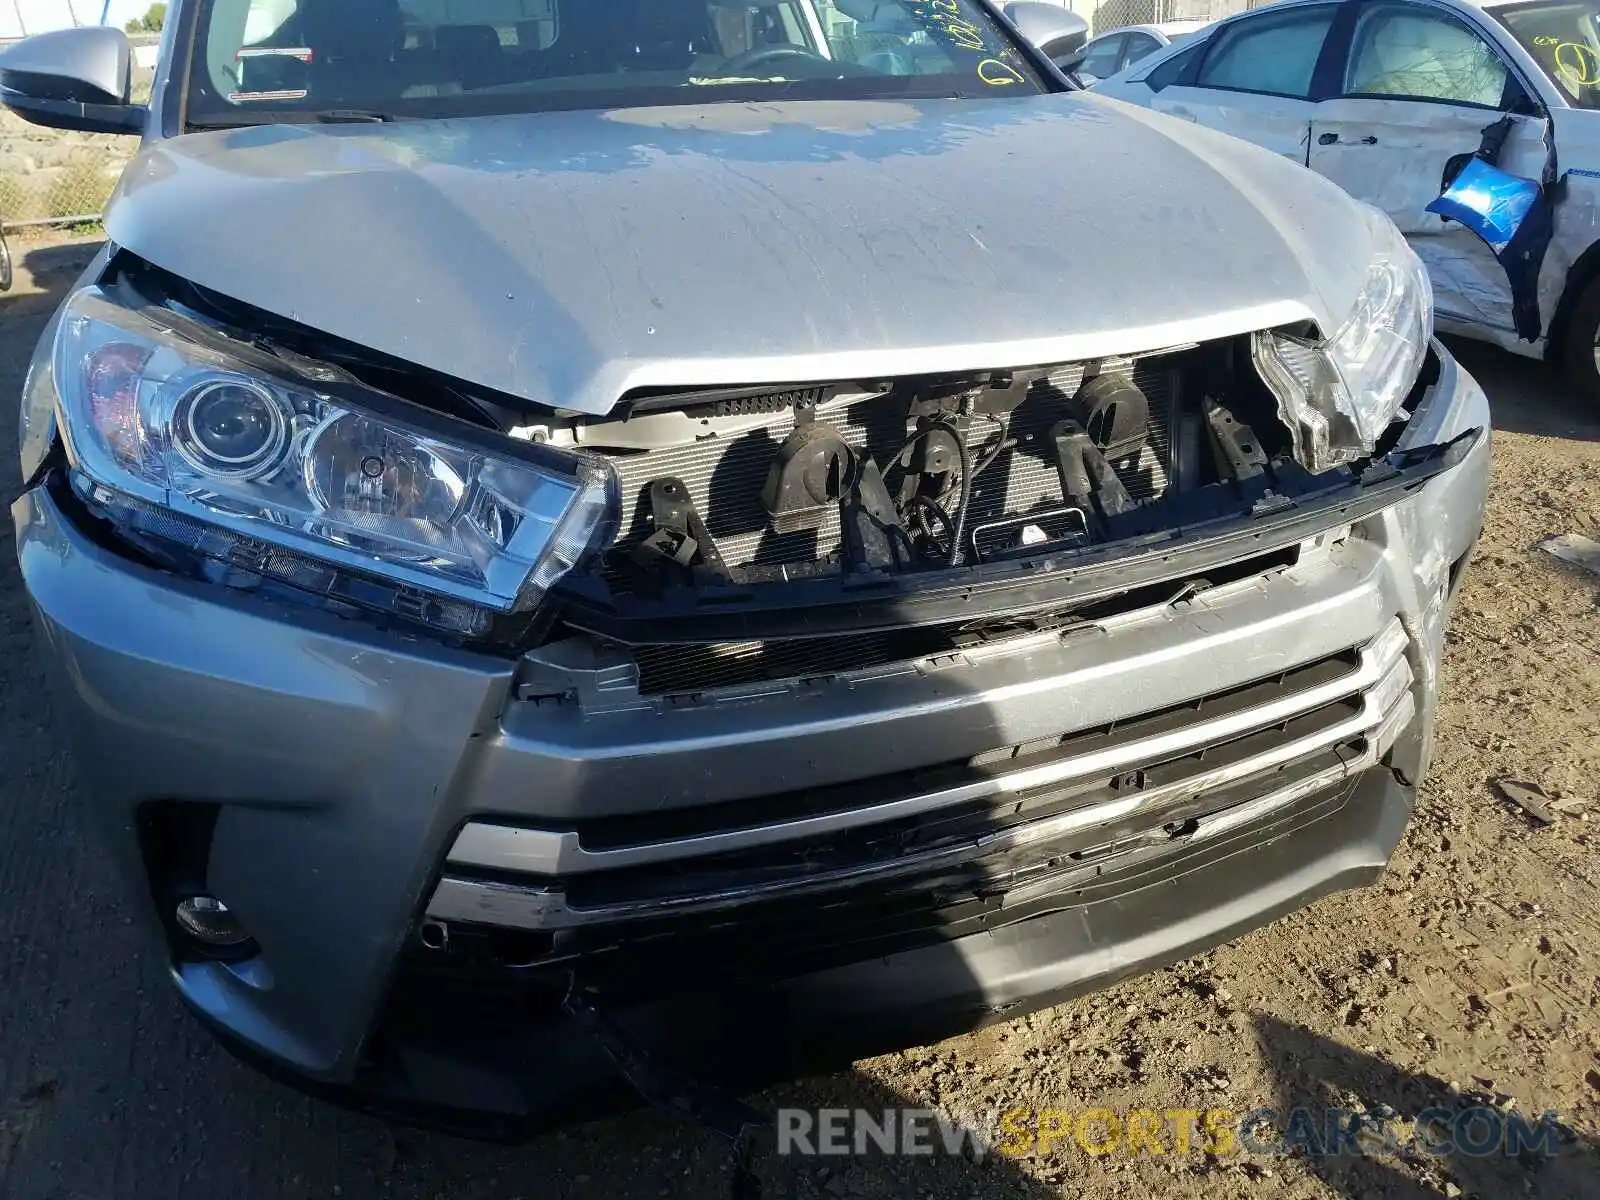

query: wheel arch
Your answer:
[1542,237,1600,363]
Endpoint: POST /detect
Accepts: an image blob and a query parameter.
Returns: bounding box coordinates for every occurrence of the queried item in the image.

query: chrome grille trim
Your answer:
[426,708,1404,933]
[444,620,1410,880]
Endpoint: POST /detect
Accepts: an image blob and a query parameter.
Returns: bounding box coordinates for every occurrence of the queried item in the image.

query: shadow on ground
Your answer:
[1442,336,1600,442]
[1251,1015,1600,1199]
[0,238,102,317]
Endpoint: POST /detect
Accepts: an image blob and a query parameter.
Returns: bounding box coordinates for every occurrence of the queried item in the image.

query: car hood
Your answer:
[107,95,1371,416]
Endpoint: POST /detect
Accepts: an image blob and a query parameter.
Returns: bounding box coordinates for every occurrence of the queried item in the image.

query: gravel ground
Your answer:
[1,237,1596,1200]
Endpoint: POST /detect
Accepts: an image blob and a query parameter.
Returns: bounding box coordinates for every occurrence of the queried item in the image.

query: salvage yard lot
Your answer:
[0,236,1596,1200]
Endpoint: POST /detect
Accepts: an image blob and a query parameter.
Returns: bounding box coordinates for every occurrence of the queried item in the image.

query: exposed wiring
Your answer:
[909,493,955,551]
[970,415,1017,482]
[932,417,974,567]
[894,414,1014,567]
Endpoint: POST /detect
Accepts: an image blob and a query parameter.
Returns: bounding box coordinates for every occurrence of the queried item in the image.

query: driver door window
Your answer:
[1344,5,1509,106]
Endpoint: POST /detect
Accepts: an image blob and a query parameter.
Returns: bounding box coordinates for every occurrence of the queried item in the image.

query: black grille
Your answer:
[562,777,1359,985]
[626,542,1300,697]
[423,633,1389,982]
[411,776,1358,997]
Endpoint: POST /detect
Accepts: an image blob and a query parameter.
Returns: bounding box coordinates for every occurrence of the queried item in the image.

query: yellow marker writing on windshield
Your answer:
[941,17,987,50]
[978,58,1026,86]
[1554,40,1600,86]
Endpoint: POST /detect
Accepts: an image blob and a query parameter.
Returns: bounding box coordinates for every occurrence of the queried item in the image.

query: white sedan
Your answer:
[1097,0,1600,398]
[1072,20,1211,83]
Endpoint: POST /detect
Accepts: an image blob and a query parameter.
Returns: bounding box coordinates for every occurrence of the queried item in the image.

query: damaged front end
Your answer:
[532,334,1468,670]
[45,244,1468,670]
[39,248,1480,709]
[19,241,1488,1135]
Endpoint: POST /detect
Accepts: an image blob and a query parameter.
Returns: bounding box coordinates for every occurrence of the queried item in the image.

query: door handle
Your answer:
[1318,132,1378,146]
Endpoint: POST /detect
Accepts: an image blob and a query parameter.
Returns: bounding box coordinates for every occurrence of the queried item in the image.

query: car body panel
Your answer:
[3,0,1492,1122]
[1098,0,1600,359]
[12,344,1490,1081]
[103,94,1370,413]
[1310,100,1550,330]
[1150,84,1319,161]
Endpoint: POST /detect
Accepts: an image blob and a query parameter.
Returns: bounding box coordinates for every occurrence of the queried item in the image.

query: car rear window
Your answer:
[1195,5,1337,99]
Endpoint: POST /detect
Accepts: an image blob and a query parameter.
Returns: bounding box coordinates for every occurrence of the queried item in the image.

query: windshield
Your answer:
[1495,0,1600,107]
[184,0,1047,124]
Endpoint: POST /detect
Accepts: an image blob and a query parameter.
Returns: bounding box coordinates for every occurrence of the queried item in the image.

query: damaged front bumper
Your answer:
[12,342,1489,1132]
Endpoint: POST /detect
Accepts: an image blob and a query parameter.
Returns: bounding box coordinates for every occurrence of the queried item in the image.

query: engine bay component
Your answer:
[629,477,728,585]
[893,422,963,498]
[844,459,915,572]
[584,340,1329,599]
[893,420,973,565]
[760,421,856,534]
[969,505,1089,561]
[1204,397,1269,482]
[1071,372,1151,460]
[1049,418,1134,533]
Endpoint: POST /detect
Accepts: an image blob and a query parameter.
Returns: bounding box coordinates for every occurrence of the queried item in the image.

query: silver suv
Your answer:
[5,0,1487,1136]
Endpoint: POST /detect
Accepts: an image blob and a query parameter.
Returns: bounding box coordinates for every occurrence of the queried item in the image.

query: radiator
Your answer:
[607,358,1181,571]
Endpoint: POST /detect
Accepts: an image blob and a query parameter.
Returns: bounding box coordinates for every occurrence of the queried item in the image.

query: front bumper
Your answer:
[13,342,1490,1130]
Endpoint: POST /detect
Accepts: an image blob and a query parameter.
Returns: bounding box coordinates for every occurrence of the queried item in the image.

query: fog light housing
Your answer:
[174,895,251,948]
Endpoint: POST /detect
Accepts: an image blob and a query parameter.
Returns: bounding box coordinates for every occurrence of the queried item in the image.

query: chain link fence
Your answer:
[0,37,158,237]
[1066,0,1275,34]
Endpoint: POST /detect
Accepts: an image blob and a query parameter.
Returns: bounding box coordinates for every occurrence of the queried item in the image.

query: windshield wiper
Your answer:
[311,109,398,123]
[188,108,402,129]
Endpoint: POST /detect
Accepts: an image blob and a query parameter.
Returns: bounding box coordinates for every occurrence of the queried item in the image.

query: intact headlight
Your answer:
[51,288,614,635]
[1252,209,1433,472]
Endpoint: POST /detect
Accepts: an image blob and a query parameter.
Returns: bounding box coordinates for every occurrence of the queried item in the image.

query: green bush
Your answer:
[126,4,167,33]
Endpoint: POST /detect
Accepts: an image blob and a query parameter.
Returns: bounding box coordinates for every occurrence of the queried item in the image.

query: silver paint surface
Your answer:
[106,93,1372,413]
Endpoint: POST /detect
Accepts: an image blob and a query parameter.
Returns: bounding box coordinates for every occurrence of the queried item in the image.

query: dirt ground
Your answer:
[0,234,1596,1200]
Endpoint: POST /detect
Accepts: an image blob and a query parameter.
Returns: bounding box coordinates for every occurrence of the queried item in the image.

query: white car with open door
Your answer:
[1097,0,1600,400]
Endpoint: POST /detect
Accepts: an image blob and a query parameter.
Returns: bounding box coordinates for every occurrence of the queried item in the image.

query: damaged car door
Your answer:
[1145,2,1337,161]
[1308,0,1549,334]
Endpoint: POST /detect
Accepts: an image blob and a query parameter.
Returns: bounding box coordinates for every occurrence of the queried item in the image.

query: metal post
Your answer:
[10,0,26,37]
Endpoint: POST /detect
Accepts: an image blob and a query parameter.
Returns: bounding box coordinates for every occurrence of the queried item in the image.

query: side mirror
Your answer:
[1003,2,1090,62]
[0,26,147,135]
[1055,48,1088,77]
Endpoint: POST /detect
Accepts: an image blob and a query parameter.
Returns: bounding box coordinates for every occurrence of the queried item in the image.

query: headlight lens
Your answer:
[52,288,614,632]
[1252,209,1433,472]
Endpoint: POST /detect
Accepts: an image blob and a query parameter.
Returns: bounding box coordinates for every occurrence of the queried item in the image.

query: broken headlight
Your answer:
[51,288,614,632]
[1252,210,1433,472]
